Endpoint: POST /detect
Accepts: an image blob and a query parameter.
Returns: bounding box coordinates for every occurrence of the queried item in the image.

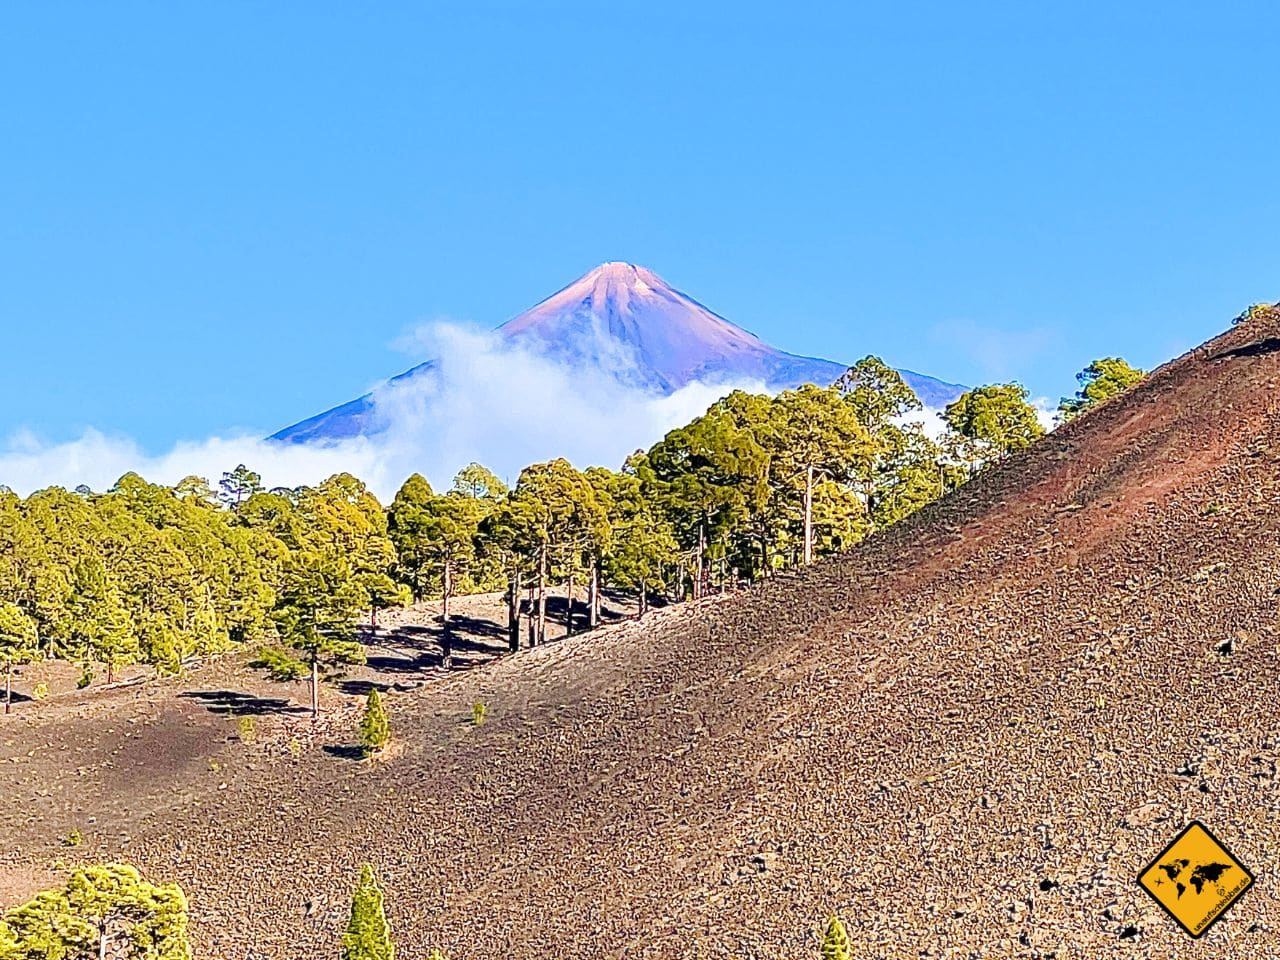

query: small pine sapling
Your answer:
[359,689,390,757]
[821,916,851,960]
[341,864,395,960]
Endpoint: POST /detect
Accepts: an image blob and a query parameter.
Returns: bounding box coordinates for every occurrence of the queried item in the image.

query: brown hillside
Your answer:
[5,314,1280,958]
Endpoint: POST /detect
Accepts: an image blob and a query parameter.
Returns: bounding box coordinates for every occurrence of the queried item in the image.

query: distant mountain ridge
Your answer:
[270,262,965,443]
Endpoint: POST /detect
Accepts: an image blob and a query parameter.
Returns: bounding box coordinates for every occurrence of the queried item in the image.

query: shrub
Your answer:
[31,682,49,701]
[1235,303,1279,325]
[251,647,308,681]
[77,665,94,689]
[341,864,394,960]
[358,690,389,758]
[61,829,84,848]
[821,916,851,960]
[236,716,257,745]
[471,701,488,727]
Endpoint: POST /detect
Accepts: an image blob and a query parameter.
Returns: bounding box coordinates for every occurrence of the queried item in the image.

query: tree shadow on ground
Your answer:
[179,689,310,716]
[1212,337,1280,360]
[394,623,506,655]
[335,677,431,697]
[364,653,431,674]
[322,744,365,761]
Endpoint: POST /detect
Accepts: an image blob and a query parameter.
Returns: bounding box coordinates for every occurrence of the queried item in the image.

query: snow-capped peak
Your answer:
[269,262,966,443]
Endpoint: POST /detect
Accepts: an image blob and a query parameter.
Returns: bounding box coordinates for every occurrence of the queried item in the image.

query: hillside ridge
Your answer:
[5,313,1280,956]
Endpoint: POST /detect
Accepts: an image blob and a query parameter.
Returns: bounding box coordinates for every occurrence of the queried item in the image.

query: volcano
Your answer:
[270,262,965,443]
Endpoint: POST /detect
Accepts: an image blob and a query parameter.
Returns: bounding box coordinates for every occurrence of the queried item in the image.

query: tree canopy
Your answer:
[943,383,1045,466]
[1058,357,1143,420]
[0,352,1084,699]
[0,864,191,960]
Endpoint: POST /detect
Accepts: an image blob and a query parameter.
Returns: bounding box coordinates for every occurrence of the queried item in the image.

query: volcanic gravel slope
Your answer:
[7,314,1280,959]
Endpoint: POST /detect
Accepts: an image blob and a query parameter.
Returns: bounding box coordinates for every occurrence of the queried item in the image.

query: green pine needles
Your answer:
[359,689,390,757]
[821,915,851,960]
[0,863,191,960]
[341,864,395,960]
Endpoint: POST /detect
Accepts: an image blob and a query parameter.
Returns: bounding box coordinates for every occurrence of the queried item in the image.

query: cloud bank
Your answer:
[0,323,768,501]
[0,320,1058,502]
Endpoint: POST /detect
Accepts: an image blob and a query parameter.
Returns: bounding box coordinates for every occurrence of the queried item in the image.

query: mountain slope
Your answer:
[6,312,1280,956]
[270,262,964,443]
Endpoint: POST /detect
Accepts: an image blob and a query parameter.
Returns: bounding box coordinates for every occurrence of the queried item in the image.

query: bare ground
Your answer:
[6,320,1280,957]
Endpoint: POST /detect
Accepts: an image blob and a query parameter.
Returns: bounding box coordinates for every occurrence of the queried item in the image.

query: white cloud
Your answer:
[1029,396,1060,432]
[0,322,766,501]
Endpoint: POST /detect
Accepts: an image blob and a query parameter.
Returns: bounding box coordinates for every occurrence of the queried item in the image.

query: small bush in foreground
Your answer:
[471,701,488,727]
[236,715,257,745]
[341,864,394,960]
[821,916,851,960]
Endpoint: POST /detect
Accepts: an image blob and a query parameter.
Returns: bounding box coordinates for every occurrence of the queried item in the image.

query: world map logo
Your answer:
[1137,821,1254,939]
[1153,857,1232,899]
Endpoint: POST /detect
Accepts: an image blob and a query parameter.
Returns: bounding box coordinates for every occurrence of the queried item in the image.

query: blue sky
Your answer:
[3,1,1279,456]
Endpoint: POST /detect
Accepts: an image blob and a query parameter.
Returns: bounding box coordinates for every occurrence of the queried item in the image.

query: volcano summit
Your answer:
[270,262,964,443]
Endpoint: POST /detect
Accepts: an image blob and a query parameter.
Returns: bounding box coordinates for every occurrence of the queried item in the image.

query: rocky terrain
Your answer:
[5,314,1280,957]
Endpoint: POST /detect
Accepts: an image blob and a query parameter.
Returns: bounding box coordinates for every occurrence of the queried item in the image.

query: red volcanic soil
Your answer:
[5,313,1280,958]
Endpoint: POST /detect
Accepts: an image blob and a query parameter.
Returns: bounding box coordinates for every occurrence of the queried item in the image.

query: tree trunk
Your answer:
[566,569,575,636]
[507,570,521,652]
[536,543,548,646]
[4,662,11,715]
[106,660,114,685]
[309,653,320,718]
[639,578,648,617]
[589,560,600,629]
[695,525,705,599]
[803,462,815,566]
[441,561,453,670]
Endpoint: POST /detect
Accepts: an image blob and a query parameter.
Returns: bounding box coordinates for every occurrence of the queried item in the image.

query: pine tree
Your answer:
[341,864,394,960]
[359,689,390,757]
[218,463,263,508]
[0,603,39,715]
[943,382,1045,468]
[0,863,191,960]
[272,552,366,716]
[0,916,18,959]
[1058,357,1143,420]
[820,916,851,960]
